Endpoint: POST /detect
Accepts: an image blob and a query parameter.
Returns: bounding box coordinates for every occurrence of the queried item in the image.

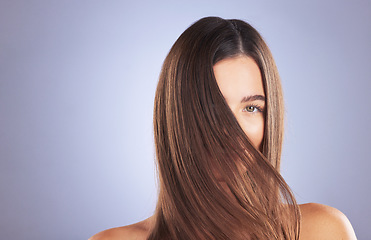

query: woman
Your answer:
[91,16,356,239]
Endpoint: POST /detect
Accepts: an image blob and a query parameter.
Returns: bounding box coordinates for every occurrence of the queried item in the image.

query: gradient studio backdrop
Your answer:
[0,0,370,239]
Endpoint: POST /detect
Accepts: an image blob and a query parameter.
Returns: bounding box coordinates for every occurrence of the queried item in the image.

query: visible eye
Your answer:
[242,105,263,113]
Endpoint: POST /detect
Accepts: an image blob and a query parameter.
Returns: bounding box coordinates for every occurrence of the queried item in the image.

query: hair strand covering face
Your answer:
[149,16,301,240]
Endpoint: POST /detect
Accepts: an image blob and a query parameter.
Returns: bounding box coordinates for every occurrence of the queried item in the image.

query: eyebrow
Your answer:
[240,95,266,103]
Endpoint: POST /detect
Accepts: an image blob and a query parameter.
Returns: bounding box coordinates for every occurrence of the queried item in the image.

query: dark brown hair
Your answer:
[149,16,300,239]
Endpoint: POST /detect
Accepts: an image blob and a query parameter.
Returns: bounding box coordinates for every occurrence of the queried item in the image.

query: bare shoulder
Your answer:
[299,203,357,240]
[89,216,154,240]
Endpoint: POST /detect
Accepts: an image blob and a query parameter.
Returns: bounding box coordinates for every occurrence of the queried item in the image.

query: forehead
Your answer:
[213,56,264,104]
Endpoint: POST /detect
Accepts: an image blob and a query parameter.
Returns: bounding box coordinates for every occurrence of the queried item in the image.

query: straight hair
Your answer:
[148,16,300,239]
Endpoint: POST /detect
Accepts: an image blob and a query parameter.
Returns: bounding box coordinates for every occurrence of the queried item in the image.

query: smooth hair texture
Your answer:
[149,16,300,239]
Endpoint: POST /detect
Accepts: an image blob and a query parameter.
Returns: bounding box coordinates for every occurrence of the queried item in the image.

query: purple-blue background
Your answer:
[1,0,370,239]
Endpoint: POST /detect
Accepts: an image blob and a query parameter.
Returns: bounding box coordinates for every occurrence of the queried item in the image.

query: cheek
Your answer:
[238,116,265,149]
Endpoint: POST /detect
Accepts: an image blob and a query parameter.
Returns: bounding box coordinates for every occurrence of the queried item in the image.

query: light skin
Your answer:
[211,55,265,183]
[89,56,357,240]
[213,55,265,150]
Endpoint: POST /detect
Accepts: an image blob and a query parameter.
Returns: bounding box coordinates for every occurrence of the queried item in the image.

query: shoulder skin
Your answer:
[299,202,357,240]
[89,216,153,240]
[90,203,357,240]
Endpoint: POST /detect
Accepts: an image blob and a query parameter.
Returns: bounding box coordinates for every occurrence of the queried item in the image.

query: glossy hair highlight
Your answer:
[149,16,300,239]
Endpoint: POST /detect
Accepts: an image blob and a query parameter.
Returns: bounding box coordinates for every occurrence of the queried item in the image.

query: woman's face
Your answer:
[213,56,265,150]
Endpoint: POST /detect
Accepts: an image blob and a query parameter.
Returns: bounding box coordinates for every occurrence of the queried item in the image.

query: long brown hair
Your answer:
[148,16,300,239]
